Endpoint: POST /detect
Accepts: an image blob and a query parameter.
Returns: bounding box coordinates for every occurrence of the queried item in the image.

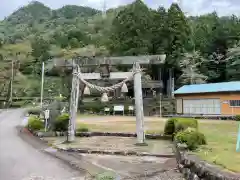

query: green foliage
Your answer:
[76,123,89,132]
[96,171,116,180]
[6,1,51,25]
[235,115,240,121]
[164,3,191,65]
[148,7,167,54]
[31,36,50,61]
[109,0,152,55]
[175,118,198,133]
[46,98,67,129]
[27,116,44,131]
[10,100,29,108]
[164,118,198,135]
[175,128,207,150]
[164,118,177,135]
[53,113,69,132]
[53,5,99,19]
[82,102,106,113]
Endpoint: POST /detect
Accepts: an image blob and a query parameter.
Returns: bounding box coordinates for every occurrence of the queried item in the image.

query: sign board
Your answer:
[44,110,50,119]
[81,73,101,80]
[128,106,134,111]
[114,105,124,111]
[104,107,110,112]
[110,72,132,79]
[222,100,229,104]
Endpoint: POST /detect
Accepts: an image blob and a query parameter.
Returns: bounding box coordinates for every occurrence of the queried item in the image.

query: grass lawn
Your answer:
[195,121,240,172]
[77,116,240,172]
[77,116,166,133]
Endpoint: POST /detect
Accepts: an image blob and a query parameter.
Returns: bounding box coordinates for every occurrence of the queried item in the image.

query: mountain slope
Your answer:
[0,1,102,44]
[53,5,100,19]
[6,1,51,25]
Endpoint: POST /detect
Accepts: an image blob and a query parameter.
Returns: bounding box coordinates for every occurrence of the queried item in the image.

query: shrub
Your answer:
[96,171,115,180]
[27,116,44,131]
[164,118,177,135]
[175,118,198,133]
[53,113,69,132]
[235,115,240,121]
[175,128,207,150]
[76,123,89,132]
[11,101,26,108]
[164,118,198,135]
[82,102,106,113]
[47,100,66,129]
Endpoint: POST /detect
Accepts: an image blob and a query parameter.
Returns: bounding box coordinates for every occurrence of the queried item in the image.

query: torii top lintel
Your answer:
[52,55,166,67]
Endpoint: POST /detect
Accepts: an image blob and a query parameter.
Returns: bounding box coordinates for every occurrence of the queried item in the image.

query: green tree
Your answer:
[69,38,79,48]
[31,36,50,74]
[226,45,240,80]
[164,3,191,66]
[108,0,152,55]
[148,7,167,54]
[178,51,208,84]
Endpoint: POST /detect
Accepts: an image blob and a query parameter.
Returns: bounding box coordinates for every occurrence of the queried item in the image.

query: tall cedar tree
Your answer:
[164,3,191,67]
[149,7,167,54]
[109,0,152,55]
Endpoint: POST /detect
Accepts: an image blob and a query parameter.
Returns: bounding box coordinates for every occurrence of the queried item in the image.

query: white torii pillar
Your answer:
[69,62,80,142]
[133,62,145,144]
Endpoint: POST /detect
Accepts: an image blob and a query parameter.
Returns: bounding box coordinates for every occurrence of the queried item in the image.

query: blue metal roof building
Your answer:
[174,81,240,95]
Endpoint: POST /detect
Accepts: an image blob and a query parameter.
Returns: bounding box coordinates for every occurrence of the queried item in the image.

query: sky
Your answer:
[0,0,240,20]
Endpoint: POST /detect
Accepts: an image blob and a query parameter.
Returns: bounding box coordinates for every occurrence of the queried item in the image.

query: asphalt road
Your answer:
[0,109,82,180]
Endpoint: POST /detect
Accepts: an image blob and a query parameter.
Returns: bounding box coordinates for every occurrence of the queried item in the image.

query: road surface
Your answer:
[0,109,82,180]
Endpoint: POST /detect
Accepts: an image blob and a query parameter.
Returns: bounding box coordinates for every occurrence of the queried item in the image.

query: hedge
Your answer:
[164,118,198,135]
[175,127,207,150]
[27,116,44,131]
[53,113,69,132]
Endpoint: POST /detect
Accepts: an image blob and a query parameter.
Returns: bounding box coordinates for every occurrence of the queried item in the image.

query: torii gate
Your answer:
[68,55,166,144]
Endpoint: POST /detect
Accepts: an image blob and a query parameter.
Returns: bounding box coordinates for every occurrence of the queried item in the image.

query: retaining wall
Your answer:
[174,142,240,180]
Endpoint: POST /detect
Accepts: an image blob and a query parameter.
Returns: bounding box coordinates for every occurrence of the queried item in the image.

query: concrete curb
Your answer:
[58,147,175,158]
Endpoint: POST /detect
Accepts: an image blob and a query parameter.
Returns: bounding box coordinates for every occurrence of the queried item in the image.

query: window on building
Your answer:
[229,100,240,107]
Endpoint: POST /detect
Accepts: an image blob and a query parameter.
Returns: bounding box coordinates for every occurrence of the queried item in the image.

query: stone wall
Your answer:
[173,141,240,180]
[33,130,172,140]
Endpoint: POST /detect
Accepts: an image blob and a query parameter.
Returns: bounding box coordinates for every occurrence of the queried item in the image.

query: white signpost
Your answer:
[128,106,134,116]
[44,109,50,132]
[113,105,124,116]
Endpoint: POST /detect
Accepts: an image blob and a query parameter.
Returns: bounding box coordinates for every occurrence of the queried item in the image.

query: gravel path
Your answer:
[0,109,82,180]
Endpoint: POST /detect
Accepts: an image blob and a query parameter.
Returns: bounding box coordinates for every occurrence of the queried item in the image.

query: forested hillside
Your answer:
[1,0,240,104]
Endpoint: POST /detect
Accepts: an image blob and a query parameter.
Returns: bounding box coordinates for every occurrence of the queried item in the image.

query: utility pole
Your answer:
[102,0,106,19]
[9,60,14,105]
[159,68,162,117]
[40,62,45,108]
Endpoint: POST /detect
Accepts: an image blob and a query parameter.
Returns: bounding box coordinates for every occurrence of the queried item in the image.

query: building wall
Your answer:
[175,92,240,115]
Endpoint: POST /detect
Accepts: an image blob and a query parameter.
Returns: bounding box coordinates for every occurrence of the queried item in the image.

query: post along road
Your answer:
[0,109,82,180]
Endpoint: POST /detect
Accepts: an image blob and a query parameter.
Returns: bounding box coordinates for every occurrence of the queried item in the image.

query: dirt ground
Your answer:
[77,115,168,124]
